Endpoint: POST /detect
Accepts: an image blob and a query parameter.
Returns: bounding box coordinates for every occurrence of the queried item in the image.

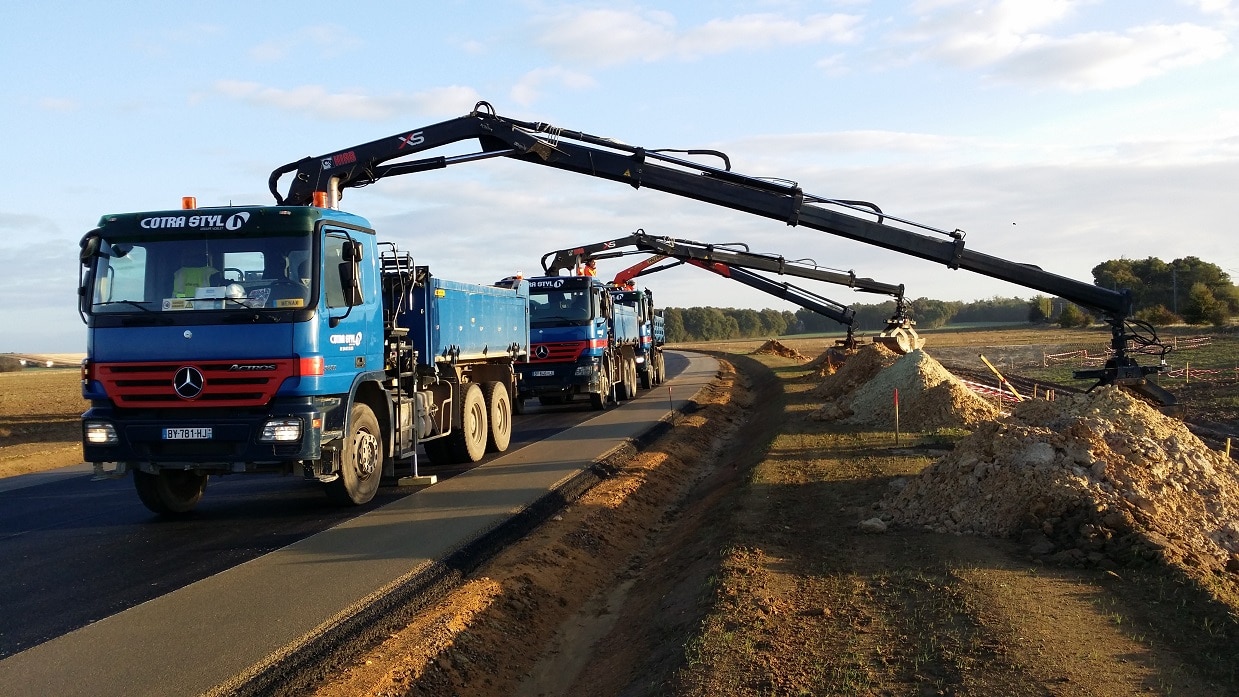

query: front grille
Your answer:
[96,360,297,408]
[529,342,585,362]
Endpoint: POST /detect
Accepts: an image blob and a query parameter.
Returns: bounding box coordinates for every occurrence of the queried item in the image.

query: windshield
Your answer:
[528,288,593,324]
[87,230,313,314]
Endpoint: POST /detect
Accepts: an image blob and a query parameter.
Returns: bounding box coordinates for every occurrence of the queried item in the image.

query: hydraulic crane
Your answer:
[269,100,1174,406]
[542,230,922,353]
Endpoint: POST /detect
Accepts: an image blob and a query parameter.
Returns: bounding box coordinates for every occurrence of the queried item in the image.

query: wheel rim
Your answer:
[469,399,486,445]
[494,398,510,436]
[353,427,380,480]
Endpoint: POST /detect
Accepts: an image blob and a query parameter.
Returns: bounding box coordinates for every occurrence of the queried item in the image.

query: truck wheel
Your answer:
[134,469,207,515]
[602,357,617,404]
[482,381,512,453]
[590,361,609,410]
[620,358,637,400]
[448,383,488,462]
[615,359,631,401]
[326,403,383,506]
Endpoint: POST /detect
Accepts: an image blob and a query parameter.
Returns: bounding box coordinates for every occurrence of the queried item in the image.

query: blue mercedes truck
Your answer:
[516,275,641,411]
[78,199,528,514]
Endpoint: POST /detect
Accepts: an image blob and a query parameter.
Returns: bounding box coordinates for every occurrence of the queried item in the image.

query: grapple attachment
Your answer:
[873,320,924,354]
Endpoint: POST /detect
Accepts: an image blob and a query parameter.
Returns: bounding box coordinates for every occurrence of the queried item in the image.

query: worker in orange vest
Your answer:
[578,258,598,277]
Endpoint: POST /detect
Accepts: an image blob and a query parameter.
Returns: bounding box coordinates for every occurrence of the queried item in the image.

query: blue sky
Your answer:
[3,1,1237,352]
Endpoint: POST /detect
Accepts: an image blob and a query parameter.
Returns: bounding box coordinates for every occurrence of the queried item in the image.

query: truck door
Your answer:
[321,230,381,384]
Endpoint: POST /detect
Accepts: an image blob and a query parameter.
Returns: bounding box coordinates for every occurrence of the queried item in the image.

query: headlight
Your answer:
[84,421,118,445]
[575,365,594,376]
[259,418,302,442]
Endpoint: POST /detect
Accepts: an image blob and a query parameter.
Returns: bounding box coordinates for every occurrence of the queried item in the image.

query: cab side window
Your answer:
[324,234,348,308]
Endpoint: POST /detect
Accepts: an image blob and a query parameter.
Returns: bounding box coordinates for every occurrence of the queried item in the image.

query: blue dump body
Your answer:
[395,275,530,365]
[607,288,645,346]
[611,302,640,343]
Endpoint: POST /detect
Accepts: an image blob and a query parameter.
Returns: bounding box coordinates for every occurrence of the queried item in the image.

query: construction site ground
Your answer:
[3,328,1239,696]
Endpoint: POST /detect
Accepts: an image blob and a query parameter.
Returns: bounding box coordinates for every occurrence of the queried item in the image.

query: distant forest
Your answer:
[663,256,1239,343]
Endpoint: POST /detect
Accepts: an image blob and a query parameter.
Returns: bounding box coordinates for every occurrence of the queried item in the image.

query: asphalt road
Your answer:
[0,352,694,661]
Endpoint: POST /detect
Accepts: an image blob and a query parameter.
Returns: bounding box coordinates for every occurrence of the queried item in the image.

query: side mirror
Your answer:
[79,233,101,265]
[339,260,363,306]
[342,240,364,262]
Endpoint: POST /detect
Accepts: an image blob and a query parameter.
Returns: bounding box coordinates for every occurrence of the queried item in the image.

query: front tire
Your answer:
[482,381,512,453]
[134,469,207,515]
[448,383,488,463]
[326,403,383,506]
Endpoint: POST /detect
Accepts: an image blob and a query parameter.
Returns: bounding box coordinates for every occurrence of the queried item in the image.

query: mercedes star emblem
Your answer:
[173,366,205,400]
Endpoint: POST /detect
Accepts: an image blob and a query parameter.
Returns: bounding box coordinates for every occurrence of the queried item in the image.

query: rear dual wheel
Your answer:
[447,383,488,463]
[616,356,638,401]
[481,381,512,453]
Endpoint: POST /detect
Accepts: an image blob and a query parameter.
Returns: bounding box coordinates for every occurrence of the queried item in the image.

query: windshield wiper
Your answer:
[95,300,156,313]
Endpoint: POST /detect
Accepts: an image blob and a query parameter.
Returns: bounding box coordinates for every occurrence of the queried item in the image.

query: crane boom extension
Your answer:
[542,230,920,352]
[269,101,1172,405]
[621,255,866,350]
[607,253,856,327]
[540,230,903,297]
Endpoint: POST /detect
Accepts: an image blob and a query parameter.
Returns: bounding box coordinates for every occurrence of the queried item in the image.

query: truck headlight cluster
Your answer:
[83,421,118,445]
[259,418,302,442]
[574,365,594,376]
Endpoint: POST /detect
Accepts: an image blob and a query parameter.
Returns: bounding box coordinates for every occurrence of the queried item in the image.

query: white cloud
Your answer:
[676,13,862,57]
[37,97,80,112]
[534,8,861,67]
[211,81,483,120]
[510,67,598,106]
[990,23,1230,90]
[899,0,1231,90]
[248,25,364,63]
[535,8,676,66]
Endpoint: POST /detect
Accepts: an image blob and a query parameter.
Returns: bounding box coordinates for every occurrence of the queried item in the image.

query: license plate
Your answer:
[164,427,213,440]
[531,370,555,377]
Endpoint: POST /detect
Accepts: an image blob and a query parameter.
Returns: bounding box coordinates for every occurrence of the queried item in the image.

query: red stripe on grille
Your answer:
[95,360,298,407]
[529,341,587,362]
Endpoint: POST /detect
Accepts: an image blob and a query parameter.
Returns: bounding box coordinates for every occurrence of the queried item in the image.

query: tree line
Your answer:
[662,256,1239,342]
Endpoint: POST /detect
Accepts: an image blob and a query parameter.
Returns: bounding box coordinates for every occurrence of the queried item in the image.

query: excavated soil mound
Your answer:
[804,346,853,378]
[751,340,809,361]
[810,343,899,402]
[881,386,1239,576]
[809,346,1002,431]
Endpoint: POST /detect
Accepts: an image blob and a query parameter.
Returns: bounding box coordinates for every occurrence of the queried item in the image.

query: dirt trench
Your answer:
[309,348,1239,697]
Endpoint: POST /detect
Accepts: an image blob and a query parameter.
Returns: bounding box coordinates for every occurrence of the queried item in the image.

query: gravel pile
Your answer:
[881,386,1239,575]
[809,345,1001,431]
